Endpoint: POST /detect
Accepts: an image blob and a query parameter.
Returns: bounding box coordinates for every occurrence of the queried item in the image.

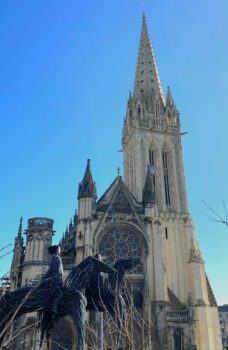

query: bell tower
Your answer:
[122,14,188,213]
[122,13,222,350]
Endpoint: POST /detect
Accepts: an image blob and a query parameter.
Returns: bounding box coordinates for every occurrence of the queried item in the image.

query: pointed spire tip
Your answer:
[17,217,23,237]
[133,9,166,106]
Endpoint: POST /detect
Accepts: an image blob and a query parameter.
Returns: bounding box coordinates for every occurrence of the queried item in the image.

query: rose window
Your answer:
[99,227,144,274]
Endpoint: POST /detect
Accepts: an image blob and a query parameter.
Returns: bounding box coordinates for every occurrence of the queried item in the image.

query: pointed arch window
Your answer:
[99,225,145,309]
[162,149,171,206]
[149,149,156,190]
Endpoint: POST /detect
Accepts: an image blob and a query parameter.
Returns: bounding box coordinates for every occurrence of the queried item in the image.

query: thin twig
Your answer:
[202,200,228,226]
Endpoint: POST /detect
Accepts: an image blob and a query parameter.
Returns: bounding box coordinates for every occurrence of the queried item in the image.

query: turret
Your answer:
[22,217,54,285]
[188,238,209,305]
[78,159,97,220]
[10,217,24,290]
[165,87,180,127]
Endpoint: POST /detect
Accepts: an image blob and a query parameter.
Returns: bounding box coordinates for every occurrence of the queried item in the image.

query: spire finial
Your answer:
[69,218,73,231]
[166,86,174,107]
[17,217,23,237]
[142,9,146,21]
[86,159,91,171]
[117,166,121,177]
[142,0,146,16]
[189,238,203,263]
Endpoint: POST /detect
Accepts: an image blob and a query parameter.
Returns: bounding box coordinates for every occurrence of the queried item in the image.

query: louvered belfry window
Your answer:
[162,149,171,206]
[149,149,156,190]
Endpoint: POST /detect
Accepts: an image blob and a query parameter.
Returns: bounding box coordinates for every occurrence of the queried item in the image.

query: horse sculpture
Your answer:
[100,257,142,347]
[0,256,141,350]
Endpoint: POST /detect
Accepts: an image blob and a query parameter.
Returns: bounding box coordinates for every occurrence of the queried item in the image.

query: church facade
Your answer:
[10,14,222,350]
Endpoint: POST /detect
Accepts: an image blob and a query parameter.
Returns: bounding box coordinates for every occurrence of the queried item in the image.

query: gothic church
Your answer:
[10,14,222,350]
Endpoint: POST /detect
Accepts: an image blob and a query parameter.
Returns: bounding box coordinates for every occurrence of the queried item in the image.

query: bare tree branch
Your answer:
[202,200,228,227]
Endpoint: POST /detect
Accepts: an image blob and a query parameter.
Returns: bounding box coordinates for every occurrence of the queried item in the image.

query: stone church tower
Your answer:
[119,14,222,349]
[73,14,222,349]
[9,13,222,350]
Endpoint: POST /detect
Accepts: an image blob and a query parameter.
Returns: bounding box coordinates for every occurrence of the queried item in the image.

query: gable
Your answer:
[97,176,144,215]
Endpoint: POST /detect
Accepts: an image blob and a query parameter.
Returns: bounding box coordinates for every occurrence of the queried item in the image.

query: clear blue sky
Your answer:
[0,0,227,304]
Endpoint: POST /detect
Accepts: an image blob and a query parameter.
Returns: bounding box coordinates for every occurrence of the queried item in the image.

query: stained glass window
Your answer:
[99,227,144,274]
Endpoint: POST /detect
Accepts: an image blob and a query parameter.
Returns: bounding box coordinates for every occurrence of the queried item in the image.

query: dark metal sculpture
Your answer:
[87,257,141,313]
[0,256,141,350]
[42,256,115,349]
[93,257,142,347]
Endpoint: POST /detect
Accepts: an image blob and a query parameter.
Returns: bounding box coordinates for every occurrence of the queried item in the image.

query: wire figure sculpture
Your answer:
[0,254,141,350]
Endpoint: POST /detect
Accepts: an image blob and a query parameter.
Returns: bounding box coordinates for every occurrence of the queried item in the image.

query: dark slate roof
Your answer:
[218,305,228,312]
[78,159,97,199]
[97,176,144,214]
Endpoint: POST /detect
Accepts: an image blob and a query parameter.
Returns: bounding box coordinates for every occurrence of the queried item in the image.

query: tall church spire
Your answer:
[123,13,186,207]
[134,13,165,107]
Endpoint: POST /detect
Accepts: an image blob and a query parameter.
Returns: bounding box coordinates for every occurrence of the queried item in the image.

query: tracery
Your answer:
[99,226,144,275]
